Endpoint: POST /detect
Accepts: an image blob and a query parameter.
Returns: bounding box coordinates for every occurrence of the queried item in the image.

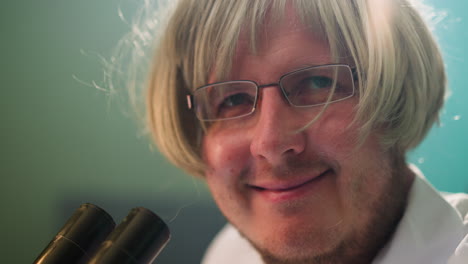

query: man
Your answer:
[139,0,468,263]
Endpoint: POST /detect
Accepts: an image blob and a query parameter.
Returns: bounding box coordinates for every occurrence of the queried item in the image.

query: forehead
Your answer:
[238,4,306,44]
[229,10,331,81]
[206,2,338,85]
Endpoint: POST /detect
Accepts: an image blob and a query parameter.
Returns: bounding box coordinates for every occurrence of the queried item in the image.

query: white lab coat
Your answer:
[202,166,468,264]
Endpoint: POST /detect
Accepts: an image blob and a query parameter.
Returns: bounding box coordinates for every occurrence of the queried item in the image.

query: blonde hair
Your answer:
[126,0,446,177]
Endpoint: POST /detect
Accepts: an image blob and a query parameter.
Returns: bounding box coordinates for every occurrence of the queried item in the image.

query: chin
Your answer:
[242,222,348,264]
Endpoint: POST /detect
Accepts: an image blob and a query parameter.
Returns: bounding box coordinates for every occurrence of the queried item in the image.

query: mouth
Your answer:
[248,169,332,202]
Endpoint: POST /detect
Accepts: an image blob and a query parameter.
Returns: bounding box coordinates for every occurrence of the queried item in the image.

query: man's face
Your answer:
[201,16,411,263]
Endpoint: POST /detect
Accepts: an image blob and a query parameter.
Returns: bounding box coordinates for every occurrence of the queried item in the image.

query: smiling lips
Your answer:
[248,169,331,202]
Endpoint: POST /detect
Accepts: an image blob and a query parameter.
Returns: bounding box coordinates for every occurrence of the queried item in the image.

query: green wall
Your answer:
[407,1,468,192]
[1,0,467,263]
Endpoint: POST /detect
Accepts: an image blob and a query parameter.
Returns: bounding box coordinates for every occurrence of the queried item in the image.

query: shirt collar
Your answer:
[372,165,466,263]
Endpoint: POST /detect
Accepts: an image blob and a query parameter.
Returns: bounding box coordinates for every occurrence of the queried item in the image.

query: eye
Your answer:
[220,93,254,108]
[283,75,339,106]
[279,65,355,107]
[299,76,334,90]
[215,92,256,119]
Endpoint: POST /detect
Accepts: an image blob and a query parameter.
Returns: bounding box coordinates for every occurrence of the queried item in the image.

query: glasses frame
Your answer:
[187,64,357,121]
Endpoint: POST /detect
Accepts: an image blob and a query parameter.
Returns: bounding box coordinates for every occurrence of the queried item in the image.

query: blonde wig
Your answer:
[129,0,446,177]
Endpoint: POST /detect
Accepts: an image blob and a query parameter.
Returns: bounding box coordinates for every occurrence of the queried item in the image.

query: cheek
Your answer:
[309,103,361,159]
[202,127,252,182]
[202,129,253,222]
[330,128,391,213]
[312,102,390,197]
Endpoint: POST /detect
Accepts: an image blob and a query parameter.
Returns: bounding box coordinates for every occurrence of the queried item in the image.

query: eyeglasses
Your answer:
[187,64,356,121]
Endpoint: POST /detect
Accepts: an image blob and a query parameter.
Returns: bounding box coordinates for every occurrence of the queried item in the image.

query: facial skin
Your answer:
[202,12,415,264]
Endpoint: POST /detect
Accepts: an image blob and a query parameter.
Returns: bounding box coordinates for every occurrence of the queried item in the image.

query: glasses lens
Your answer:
[194,81,257,121]
[280,65,355,106]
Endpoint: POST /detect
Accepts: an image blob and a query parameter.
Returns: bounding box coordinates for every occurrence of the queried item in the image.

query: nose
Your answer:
[250,86,306,164]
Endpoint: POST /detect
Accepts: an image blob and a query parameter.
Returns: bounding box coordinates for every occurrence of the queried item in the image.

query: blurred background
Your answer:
[1,0,466,263]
